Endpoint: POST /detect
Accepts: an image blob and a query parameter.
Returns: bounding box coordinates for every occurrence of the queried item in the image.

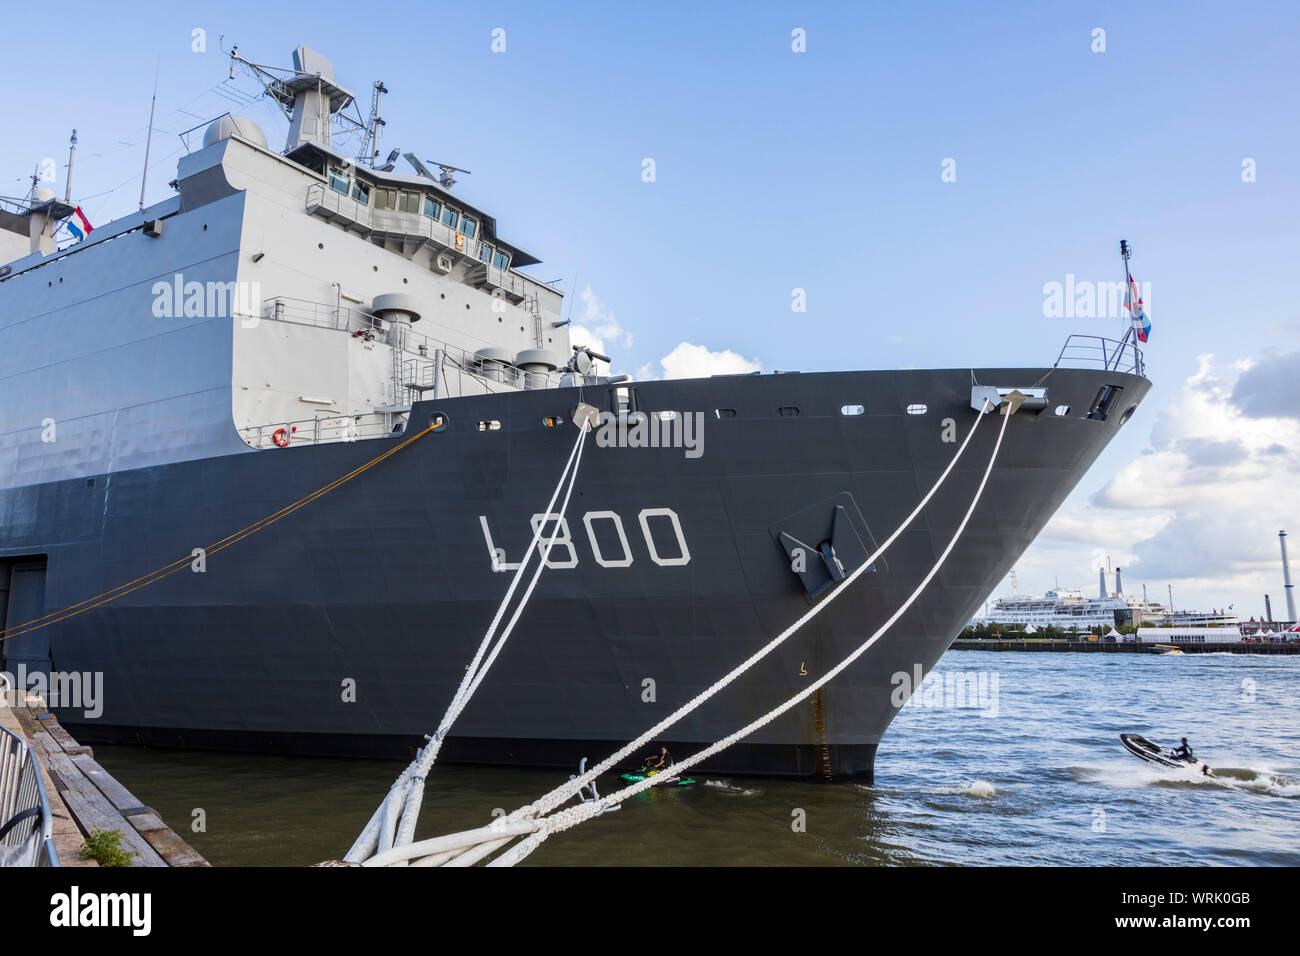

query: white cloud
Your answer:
[1022,352,1300,616]
[568,285,633,364]
[637,341,763,381]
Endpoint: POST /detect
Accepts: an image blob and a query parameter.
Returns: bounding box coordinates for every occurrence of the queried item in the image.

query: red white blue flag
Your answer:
[66,206,94,241]
[1125,273,1150,342]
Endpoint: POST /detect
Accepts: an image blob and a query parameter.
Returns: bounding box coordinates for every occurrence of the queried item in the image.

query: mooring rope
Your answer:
[487,401,1012,867]
[353,398,1010,866]
[0,423,439,644]
[346,416,592,862]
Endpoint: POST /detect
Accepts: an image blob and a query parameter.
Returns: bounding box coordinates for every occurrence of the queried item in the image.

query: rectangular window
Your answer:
[374,188,396,211]
[441,206,458,229]
[328,167,350,195]
[351,180,371,204]
[424,196,441,219]
[461,216,478,239]
[493,250,510,270]
[399,191,421,214]
[478,243,492,264]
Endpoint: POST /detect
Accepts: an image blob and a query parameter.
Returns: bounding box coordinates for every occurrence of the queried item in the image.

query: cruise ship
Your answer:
[0,45,1152,780]
[975,568,1238,630]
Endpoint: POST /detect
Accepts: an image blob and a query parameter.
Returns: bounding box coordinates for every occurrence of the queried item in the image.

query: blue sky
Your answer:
[3,1,1297,617]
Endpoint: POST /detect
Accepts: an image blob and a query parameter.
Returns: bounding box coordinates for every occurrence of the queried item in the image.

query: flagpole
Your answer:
[139,61,159,212]
[1114,239,1137,372]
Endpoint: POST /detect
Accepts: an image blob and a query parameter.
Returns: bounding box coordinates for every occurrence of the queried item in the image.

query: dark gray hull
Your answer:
[0,367,1149,779]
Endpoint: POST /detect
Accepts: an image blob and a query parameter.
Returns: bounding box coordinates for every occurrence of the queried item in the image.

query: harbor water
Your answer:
[94,651,1299,866]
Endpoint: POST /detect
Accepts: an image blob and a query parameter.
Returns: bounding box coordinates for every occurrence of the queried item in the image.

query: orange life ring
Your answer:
[272,428,291,448]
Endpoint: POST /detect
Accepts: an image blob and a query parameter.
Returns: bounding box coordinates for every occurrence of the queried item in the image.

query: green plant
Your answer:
[80,828,137,867]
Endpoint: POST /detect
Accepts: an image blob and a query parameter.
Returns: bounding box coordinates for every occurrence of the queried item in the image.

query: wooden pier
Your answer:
[0,692,207,867]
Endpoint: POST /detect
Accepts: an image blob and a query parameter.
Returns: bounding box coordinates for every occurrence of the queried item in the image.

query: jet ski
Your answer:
[1119,734,1214,775]
[619,765,696,787]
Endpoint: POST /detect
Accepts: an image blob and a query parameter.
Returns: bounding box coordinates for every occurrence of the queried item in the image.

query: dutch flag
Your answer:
[66,206,94,241]
[1125,273,1151,343]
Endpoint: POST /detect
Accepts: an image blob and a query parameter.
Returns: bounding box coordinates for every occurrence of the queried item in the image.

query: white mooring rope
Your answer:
[345,416,592,863]
[349,399,1010,866]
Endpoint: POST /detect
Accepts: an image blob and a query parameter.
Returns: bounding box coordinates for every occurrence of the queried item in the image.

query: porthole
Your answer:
[654,410,679,422]
[477,420,502,431]
[1054,405,1071,417]
[318,242,324,250]
[542,416,560,427]
[841,404,864,416]
[905,404,927,415]
[430,412,449,430]
[778,405,801,417]
[1118,404,1138,425]
[714,408,737,419]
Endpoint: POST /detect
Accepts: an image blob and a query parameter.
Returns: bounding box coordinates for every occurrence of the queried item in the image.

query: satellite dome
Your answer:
[203,115,268,150]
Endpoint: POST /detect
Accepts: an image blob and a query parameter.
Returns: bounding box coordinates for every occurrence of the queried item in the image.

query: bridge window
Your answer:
[328,167,350,195]
[423,196,441,219]
[461,216,478,239]
[374,188,396,211]
[479,243,493,264]
[493,250,510,270]
[351,180,370,204]
[442,206,459,229]
[399,191,421,214]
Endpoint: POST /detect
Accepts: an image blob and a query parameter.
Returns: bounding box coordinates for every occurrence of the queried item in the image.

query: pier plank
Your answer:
[41,749,166,866]
[6,696,208,867]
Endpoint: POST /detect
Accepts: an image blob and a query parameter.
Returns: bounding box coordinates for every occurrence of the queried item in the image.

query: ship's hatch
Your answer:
[0,557,51,684]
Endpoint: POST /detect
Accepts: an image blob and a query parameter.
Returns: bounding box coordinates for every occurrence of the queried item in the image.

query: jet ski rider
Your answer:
[1173,737,1195,763]
[644,746,672,772]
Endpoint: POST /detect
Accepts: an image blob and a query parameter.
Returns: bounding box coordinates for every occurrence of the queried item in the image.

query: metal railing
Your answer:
[306,183,530,302]
[1054,334,1146,376]
[0,721,58,867]
[240,415,405,450]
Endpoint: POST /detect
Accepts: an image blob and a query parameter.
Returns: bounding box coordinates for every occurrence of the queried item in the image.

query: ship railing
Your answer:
[0,719,58,867]
[254,295,562,394]
[240,415,403,450]
[307,184,490,264]
[1054,334,1145,376]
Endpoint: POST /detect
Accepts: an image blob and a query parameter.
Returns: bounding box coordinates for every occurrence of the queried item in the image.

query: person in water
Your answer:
[1174,737,1195,762]
[644,746,672,771]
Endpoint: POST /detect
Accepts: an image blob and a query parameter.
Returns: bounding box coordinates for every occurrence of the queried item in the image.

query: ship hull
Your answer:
[0,367,1149,780]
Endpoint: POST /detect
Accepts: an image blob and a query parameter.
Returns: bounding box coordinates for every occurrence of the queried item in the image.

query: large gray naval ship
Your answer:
[0,46,1150,780]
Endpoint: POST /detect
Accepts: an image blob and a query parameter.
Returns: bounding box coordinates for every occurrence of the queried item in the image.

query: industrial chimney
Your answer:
[1282,531,1297,623]
[1265,594,1273,623]
[1115,567,1124,595]
[1098,566,1107,600]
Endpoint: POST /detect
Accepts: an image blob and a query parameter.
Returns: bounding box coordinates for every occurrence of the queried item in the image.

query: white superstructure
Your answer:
[0,46,594,492]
